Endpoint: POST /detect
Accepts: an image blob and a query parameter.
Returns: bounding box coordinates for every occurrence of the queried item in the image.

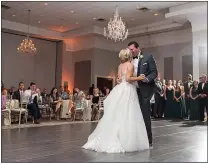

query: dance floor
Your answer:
[2,119,207,162]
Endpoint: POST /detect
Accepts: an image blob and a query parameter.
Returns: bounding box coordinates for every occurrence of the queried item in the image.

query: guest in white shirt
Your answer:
[26,82,41,124]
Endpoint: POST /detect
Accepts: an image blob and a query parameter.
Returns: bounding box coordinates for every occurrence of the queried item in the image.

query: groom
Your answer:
[128,41,158,148]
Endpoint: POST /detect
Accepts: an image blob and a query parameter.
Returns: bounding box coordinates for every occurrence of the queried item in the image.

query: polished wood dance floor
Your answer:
[2,119,207,162]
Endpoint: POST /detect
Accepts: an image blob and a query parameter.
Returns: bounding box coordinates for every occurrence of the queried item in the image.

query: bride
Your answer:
[82,48,149,153]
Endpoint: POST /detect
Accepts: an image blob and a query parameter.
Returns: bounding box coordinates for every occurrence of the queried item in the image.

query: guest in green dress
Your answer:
[189,81,200,120]
[164,80,175,118]
[173,81,186,119]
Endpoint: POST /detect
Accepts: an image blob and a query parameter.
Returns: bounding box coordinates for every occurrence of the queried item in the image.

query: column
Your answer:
[165,2,207,80]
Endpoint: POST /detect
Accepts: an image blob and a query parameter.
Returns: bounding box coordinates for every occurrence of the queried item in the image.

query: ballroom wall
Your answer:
[62,47,119,91]
[1,32,57,91]
[62,28,193,90]
[1,27,195,92]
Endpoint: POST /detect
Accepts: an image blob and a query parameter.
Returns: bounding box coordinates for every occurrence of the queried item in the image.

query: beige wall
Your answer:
[62,28,193,90]
[1,32,57,91]
[61,47,119,91]
[143,42,193,80]
[2,28,196,92]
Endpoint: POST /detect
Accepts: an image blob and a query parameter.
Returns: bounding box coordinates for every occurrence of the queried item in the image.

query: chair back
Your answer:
[99,97,105,109]
[20,95,28,109]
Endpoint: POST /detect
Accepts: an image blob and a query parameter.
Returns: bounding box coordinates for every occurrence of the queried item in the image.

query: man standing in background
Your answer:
[184,74,193,120]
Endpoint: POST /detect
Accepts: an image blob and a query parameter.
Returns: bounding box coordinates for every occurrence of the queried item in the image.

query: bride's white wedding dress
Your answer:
[82,68,149,153]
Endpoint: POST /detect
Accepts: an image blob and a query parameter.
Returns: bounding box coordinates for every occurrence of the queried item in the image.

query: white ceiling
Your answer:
[2,1,188,33]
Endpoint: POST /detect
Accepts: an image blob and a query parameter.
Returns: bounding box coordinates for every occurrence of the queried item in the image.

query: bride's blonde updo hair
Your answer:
[119,48,132,63]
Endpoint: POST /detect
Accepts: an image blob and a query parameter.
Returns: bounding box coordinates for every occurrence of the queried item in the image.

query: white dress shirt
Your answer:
[188,82,191,88]
[202,83,205,89]
[19,90,24,96]
[133,56,140,88]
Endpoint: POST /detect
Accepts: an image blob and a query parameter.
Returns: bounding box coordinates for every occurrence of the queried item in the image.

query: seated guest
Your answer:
[41,88,49,104]
[73,88,80,104]
[189,80,200,120]
[13,82,25,102]
[8,86,15,98]
[79,91,92,121]
[99,90,105,97]
[105,88,110,98]
[91,88,100,121]
[59,86,69,100]
[25,82,41,124]
[66,93,74,115]
[35,88,42,104]
[1,88,7,110]
[50,87,62,120]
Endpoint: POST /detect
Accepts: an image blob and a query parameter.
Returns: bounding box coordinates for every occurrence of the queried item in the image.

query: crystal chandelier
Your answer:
[17,10,36,54]
[104,6,128,42]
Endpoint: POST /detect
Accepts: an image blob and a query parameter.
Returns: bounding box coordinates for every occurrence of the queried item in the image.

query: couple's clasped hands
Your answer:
[117,74,147,84]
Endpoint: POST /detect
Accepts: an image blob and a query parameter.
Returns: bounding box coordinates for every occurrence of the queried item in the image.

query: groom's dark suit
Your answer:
[137,53,158,145]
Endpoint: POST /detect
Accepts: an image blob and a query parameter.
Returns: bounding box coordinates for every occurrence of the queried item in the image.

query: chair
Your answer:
[73,99,85,121]
[98,97,105,120]
[1,100,12,126]
[10,99,28,125]
[82,100,92,121]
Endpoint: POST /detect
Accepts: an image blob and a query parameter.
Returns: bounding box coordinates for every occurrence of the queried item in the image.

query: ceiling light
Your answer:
[38,21,41,23]
[154,13,158,16]
[76,22,78,24]
[44,3,48,6]
[71,10,74,13]
[93,17,96,20]
[104,6,128,42]
[17,10,36,54]
[132,18,134,20]
[13,14,15,17]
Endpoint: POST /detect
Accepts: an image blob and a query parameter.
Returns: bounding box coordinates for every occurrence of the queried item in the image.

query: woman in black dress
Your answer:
[164,80,175,118]
[49,87,62,120]
[173,80,185,119]
[189,81,200,120]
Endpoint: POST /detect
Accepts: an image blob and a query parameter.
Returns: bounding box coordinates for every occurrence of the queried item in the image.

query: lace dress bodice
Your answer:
[121,70,127,82]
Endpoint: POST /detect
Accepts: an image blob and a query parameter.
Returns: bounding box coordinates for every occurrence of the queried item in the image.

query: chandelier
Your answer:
[104,6,128,42]
[17,10,36,54]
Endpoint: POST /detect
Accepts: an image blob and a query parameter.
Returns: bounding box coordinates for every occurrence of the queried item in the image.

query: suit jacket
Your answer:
[184,80,193,97]
[137,53,158,97]
[13,90,25,102]
[155,80,164,96]
[198,81,208,97]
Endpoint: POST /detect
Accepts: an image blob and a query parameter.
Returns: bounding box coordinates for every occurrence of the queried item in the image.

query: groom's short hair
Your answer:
[128,41,139,48]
